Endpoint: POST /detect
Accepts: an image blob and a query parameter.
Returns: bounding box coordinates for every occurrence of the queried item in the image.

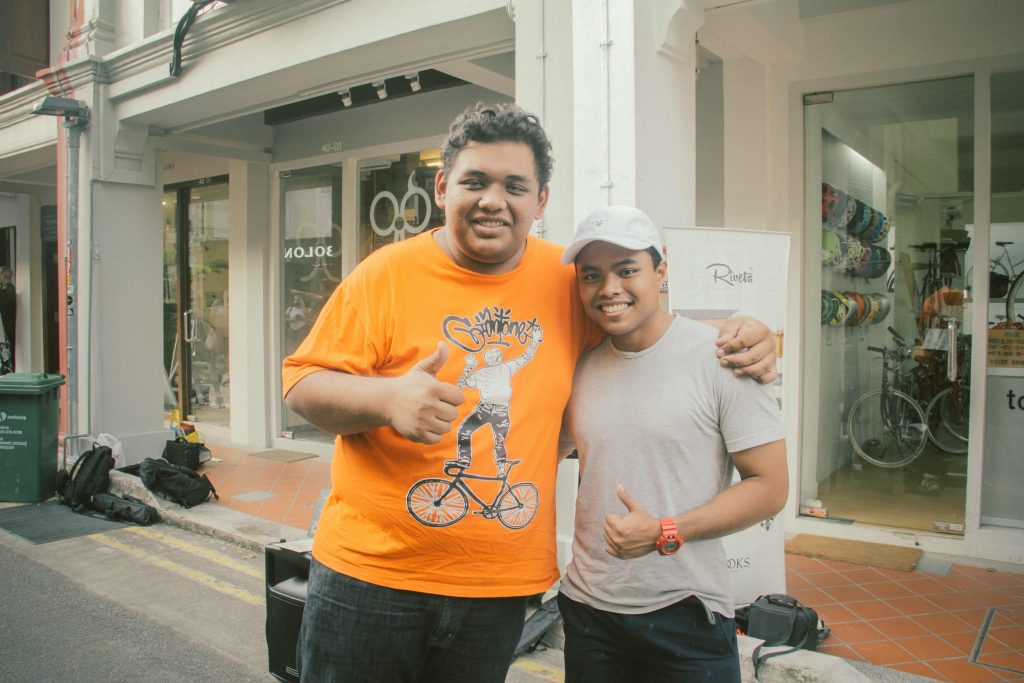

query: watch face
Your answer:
[662,540,681,553]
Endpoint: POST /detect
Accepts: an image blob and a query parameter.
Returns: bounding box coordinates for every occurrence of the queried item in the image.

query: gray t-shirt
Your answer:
[560,316,785,617]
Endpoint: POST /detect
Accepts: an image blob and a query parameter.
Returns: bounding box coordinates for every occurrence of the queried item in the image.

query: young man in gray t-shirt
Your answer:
[558,206,788,682]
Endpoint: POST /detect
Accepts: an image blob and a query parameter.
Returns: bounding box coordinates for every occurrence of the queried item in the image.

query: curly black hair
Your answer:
[441,102,554,190]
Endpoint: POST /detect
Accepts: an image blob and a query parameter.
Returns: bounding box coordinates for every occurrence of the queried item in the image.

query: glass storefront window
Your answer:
[982,69,1024,529]
[278,149,443,444]
[805,76,974,535]
[358,149,444,260]
[163,179,231,426]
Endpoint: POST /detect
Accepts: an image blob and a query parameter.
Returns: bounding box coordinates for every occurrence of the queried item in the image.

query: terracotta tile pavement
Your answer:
[201,444,1024,682]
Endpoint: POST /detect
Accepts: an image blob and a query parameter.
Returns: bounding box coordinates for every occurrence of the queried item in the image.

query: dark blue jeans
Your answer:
[298,558,528,682]
[558,592,741,683]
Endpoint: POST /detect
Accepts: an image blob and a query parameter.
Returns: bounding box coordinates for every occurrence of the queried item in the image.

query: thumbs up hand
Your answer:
[387,342,464,444]
[604,484,661,559]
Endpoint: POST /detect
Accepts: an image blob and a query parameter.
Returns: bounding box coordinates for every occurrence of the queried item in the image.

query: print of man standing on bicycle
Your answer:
[448,323,542,477]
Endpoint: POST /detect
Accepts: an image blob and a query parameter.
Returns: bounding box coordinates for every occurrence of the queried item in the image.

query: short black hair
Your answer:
[441,102,554,190]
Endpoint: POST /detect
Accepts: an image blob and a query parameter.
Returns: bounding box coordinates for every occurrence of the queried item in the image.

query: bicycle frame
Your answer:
[438,464,516,512]
[406,461,540,529]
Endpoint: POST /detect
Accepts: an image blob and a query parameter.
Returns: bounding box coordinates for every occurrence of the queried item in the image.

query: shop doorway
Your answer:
[163,177,230,426]
[804,77,975,535]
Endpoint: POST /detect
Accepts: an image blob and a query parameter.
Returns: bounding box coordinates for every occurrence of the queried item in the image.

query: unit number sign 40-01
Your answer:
[320,141,344,153]
[285,245,336,259]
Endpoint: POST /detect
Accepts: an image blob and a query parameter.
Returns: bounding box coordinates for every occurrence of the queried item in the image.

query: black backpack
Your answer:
[55,444,115,512]
[139,457,218,508]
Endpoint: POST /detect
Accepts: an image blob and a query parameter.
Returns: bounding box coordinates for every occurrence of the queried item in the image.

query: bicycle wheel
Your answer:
[406,478,469,527]
[925,387,969,454]
[847,389,928,468]
[496,483,539,529]
[1007,270,1024,325]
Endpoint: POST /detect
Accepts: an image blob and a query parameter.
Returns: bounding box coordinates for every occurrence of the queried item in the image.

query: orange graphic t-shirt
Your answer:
[282,230,600,597]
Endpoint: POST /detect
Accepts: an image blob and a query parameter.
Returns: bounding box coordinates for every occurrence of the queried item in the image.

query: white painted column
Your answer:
[571,0,703,230]
[12,193,43,372]
[515,0,582,575]
[723,57,769,230]
[227,160,271,447]
[87,177,167,460]
[516,0,705,576]
[515,0,576,243]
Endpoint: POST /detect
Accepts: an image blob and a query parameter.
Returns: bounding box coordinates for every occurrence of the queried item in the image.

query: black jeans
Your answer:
[298,559,528,682]
[558,592,741,683]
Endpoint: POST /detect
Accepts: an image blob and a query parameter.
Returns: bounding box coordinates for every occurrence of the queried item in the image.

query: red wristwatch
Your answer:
[656,518,682,556]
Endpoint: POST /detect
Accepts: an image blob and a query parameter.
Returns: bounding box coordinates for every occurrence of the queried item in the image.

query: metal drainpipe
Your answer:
[63,120,88,463]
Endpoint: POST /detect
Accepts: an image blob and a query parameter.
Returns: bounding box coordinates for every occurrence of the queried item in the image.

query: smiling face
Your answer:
[575,241,672,352]
[435,141,549,275]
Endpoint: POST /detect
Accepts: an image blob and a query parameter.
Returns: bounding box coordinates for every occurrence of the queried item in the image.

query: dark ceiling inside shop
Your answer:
[263,70,468,126]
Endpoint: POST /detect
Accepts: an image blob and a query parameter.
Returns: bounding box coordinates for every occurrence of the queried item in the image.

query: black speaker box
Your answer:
[266,539,313,682]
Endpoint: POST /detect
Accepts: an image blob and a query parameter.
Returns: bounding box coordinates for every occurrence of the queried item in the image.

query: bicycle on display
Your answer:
[847,327,968,468]
[989,240,1024,288]
[1005,264,1024,327]
[406,460,539,529]
[919,331,970,455]
[968,240,1024,325]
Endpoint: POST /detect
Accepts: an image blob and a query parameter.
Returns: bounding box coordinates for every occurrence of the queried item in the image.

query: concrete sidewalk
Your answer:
[108,469,945,682]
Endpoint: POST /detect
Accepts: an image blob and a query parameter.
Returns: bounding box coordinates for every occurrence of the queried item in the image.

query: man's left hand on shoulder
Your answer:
[714,316,777,384]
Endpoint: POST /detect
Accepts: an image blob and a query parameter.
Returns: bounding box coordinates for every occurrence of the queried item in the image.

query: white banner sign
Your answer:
[664,226,789,331]
[664,226,791,605]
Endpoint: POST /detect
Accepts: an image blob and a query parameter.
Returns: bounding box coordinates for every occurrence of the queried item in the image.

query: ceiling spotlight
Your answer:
[405,72,422,92]
[373,81,387,100]
[339,89,352,107]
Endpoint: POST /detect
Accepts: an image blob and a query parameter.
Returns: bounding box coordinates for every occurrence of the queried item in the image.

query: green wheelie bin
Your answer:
[0,373,65,503]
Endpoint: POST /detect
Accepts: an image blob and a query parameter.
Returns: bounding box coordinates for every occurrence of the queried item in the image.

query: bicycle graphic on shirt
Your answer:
[406,460,539,529]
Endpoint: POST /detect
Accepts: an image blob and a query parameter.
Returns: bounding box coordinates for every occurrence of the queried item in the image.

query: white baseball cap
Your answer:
[561,205,664,265]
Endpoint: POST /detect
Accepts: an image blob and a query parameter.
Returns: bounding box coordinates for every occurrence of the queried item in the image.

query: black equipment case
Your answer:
[265,538,313,682]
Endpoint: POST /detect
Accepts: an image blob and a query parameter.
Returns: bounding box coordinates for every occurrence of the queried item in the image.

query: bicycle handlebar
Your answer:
[888,326,904,343]
[867,346,885,353]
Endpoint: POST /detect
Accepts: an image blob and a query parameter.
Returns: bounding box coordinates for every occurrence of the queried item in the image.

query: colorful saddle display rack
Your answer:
[821,183,892,242]
[821,229,892,279]
[821,183,893,280]
[820,290,891,327]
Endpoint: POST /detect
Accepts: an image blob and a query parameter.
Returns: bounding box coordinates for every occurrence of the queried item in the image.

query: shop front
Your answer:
[799,73,1024,562]
[695,1,1024,563]
[2,0,1023,566]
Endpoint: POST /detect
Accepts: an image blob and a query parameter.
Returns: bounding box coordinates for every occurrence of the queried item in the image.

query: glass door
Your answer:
[279,165,343,443]
[805,77,974,535]
[163,177,230,426]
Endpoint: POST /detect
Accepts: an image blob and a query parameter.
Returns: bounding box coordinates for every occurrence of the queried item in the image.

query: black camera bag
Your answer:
[162,438,209,471]
[737,593,830,675]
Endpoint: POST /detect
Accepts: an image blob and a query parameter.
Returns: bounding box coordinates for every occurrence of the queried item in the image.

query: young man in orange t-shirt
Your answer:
[282,102,778,682]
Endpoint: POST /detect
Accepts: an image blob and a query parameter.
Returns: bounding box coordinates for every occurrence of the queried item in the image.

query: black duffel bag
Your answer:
[140,457,218,509]
[89,492,159,526]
